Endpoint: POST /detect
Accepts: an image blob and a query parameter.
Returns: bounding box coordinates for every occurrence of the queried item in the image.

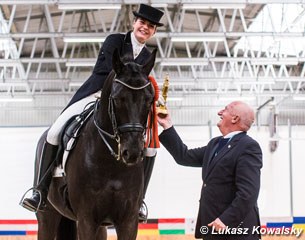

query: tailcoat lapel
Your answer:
[135,47,151,64]
[122,31,151,65]
[122,31,133,57]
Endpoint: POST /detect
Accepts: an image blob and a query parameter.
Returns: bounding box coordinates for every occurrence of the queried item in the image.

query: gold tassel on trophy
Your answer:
[157,74,169,118]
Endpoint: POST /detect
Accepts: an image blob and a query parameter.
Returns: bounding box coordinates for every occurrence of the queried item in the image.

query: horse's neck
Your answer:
[98,98,114,133]
[84,101,115,155]
[97,71,115,132]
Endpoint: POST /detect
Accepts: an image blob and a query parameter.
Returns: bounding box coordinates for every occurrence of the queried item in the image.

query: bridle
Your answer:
[93,77,152,160]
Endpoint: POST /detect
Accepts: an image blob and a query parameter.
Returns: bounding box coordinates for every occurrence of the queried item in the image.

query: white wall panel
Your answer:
[0,127,47,219]
[0,125,304,220]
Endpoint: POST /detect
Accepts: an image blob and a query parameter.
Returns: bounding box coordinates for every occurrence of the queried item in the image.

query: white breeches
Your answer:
[47,93,97,145]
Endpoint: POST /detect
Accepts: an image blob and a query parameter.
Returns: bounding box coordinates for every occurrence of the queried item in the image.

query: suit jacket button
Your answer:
[203,183,207,187]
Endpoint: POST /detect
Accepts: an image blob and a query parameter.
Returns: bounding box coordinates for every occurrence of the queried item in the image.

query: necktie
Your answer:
[213,137,230,158]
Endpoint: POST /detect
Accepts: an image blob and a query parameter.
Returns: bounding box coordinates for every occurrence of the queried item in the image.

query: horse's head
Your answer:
[107,49,156,166]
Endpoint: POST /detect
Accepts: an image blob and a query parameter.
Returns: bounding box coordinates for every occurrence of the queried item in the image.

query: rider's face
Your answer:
[132,18,157,44]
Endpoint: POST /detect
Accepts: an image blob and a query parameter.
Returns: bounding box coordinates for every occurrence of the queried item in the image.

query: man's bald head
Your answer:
[217,101,255,135]
[230,101,255,131]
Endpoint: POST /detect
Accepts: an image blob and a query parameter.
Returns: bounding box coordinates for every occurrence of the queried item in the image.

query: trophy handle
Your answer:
[157,74,169,118]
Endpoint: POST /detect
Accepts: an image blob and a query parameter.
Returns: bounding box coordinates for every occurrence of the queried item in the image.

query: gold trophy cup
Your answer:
[157,74,169,118]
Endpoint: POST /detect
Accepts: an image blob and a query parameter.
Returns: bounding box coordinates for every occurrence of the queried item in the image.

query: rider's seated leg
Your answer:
[21,96,97,212]
[21,141,58,212]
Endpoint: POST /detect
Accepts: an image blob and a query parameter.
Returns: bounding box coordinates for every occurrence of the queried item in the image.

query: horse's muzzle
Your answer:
[118,133,145,166]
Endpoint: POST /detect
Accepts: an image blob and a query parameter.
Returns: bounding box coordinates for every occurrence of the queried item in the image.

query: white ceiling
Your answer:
[0,1,305,126]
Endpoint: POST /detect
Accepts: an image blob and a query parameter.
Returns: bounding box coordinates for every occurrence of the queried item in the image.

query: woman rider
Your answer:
[21,4,164,222]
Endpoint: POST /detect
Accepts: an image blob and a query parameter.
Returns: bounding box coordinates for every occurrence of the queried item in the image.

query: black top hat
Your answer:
[133,4,164,27]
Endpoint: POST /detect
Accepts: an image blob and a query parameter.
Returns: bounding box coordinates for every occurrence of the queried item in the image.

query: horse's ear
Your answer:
[143,48,157,76]
[112,48,124,75]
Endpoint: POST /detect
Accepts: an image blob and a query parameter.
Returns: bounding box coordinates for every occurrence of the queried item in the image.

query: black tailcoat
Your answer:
[66,31,152,108]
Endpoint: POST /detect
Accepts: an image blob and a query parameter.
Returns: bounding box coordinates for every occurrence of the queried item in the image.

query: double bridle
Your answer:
[94,78,152,160]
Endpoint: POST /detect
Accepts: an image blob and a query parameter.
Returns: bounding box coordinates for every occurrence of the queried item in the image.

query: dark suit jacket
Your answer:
[159,127,263,240]
[66,31,153,108]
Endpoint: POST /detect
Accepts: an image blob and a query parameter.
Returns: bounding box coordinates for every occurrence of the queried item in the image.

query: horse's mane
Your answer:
[120,52,134,64]
[100,70,116,103]
[101,51,150,97]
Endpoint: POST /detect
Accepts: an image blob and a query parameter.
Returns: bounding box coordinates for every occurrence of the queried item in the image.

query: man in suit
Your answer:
[21,4,164,222]
[157,101,263,240]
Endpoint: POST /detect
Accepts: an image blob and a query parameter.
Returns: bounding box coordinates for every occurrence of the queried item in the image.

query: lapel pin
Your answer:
[228,145,231,148]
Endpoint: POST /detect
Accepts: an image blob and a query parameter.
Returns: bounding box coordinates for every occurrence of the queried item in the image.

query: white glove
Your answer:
[157,95,165,107]
[94,91,102,99]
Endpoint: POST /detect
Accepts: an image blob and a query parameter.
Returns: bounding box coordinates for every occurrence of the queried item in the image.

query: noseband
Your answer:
[94,78,152,160]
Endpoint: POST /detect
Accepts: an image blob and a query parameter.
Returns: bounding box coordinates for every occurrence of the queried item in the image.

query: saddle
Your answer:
[53,101,96,177]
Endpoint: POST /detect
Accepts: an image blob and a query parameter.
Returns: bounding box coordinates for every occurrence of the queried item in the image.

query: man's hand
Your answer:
[157,112,173,130]
[208,218,226,231]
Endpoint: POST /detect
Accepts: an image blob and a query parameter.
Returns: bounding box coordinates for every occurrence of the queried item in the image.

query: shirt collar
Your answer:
[131,32,145,58]
[223,131,243,139]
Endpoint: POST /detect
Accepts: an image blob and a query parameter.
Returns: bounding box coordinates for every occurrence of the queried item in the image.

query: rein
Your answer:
[93,100,119,159]
[93,76,152,160]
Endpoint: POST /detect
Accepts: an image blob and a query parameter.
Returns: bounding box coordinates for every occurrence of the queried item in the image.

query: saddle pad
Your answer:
[54,128,82,177]
[53,101,96,177]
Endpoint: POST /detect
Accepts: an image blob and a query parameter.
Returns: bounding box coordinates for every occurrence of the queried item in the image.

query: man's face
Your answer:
[133,18,156,43]
[217,103,237,135]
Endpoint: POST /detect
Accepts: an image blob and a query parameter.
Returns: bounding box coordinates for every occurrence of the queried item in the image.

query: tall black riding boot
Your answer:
[20,141,58,212]
[139,155,156,222]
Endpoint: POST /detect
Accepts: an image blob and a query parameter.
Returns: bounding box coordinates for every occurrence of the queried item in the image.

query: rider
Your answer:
[21,4,164,222]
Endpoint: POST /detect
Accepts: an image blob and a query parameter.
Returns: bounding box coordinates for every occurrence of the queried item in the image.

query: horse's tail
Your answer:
[56,217,77,240]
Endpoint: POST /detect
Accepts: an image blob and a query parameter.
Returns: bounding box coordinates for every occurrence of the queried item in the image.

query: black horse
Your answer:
[35,49,156,240]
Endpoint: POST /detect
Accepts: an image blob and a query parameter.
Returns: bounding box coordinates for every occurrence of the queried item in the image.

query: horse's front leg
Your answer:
[115,217,139,240]
[36,205,63,240]
[97,226,107,239]
[77,219,101,240]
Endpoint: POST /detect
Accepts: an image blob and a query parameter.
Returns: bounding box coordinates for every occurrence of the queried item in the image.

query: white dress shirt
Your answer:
[131,32,145,59]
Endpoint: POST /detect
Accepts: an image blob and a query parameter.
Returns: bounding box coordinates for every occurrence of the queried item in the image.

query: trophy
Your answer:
[157,74,169,118]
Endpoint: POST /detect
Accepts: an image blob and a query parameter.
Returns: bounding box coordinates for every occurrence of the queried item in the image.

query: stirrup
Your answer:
[19,187,42,213]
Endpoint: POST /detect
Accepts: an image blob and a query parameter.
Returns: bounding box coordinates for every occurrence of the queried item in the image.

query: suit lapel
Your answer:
[207,140,233,171]
[205,132,246,179]
[208,137,220,163]
[203,138,219,179]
